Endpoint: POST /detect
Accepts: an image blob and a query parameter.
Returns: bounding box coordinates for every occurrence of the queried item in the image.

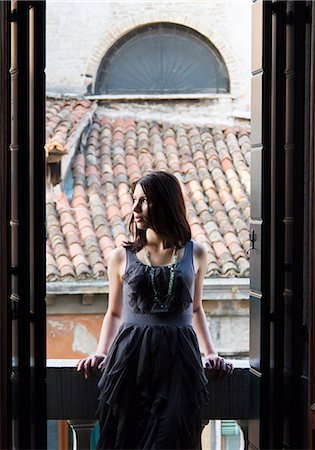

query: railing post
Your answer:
[237,419,249,450]
[201,419,211,450]
[67,420,97,450]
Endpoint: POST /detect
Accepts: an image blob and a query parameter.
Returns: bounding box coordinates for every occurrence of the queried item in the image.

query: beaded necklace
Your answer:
[143,247,177,311]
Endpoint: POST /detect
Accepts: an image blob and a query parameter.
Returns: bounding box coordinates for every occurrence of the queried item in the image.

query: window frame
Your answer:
[95,23,230,96]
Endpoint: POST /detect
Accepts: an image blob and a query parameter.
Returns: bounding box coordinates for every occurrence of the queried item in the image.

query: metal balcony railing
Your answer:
[47,359,252,450]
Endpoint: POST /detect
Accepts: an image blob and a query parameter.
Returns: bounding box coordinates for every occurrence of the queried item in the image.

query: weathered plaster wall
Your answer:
[46,299,249,359]
[47,314,102,358]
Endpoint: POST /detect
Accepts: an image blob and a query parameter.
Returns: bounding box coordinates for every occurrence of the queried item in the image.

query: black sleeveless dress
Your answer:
[96,240,209,450]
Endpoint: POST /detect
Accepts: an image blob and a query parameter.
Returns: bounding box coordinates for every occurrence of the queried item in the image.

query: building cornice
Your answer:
[46,278,250,301]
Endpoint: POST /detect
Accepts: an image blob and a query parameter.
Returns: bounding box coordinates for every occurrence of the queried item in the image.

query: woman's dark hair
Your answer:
[125,171,191,252]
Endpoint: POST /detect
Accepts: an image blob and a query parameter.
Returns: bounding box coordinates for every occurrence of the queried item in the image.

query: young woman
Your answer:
[77,171,233,449]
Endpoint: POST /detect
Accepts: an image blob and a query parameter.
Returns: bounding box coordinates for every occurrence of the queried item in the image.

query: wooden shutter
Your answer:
[250,1,272,448]
[308,2,315,447]
[251,1,310,448]
[9,1,46,448]
[0,1,11,448]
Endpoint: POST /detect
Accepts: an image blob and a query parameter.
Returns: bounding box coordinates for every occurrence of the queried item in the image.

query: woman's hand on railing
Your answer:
[203,353,234,380]
[76,354,107,379]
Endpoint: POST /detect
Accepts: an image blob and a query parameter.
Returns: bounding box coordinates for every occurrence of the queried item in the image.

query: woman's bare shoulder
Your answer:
[191,240,207,274]
[108,246,127,266]
[191,240,207,259]
[108,246,127,278]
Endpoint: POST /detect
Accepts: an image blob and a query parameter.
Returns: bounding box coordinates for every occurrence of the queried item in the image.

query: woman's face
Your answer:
[132,183,150,230]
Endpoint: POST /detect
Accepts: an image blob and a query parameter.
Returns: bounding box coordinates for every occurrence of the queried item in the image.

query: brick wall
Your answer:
[46,0,251,117]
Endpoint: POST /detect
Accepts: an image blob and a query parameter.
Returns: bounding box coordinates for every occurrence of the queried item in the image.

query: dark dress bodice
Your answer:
[121,240,195,325]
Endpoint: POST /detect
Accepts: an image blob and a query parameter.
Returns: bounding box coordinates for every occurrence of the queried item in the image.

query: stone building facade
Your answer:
[46,0,251,123]
[45,0,251,362]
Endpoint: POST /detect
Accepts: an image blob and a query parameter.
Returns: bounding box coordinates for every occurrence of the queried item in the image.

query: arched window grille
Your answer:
[95,23,230,95]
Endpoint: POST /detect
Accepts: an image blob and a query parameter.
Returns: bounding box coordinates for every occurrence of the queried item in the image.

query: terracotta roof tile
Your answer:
[236,257,250,276]
[45,98,96,163]
[46,240,60,281]
[46,103,251,280]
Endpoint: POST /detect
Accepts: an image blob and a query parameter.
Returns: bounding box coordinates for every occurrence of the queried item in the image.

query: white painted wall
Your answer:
[46,0,251,118]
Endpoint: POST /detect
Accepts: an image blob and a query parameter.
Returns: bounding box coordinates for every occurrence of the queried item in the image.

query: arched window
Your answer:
[95,23,230,95]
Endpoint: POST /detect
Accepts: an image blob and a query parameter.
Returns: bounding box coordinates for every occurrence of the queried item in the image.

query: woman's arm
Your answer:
[76,247,125,378]
[95,247,124,354]
[192,241,233,378]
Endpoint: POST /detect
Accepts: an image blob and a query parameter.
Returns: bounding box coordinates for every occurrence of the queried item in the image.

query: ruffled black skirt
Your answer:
[96,322,209,450]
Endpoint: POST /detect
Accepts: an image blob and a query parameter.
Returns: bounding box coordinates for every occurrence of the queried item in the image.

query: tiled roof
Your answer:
[46,101,251,281]
[45,98,96,162]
